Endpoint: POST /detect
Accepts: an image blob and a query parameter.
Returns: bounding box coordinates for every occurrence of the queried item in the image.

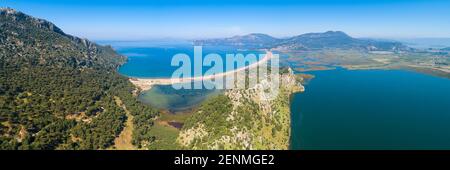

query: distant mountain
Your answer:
[278,31,356,49]
[195,31,411,52]
[277,31,409,51]
[0,8,157,150]
[194,33,279,48]
[442,47,450,51]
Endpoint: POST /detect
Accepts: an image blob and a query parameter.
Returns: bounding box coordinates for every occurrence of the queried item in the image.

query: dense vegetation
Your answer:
[182,95,232,135]
[177,70,301,149]
[0,8,158,150]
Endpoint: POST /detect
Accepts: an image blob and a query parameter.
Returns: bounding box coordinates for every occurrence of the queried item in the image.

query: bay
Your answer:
[291,68,450,150]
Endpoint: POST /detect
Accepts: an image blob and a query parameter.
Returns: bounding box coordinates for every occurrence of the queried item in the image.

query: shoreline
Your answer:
[129,51,273,91]
[293,64,450,80]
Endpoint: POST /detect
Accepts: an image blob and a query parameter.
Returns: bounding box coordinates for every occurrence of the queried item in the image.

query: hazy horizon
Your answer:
[93,33,450,42]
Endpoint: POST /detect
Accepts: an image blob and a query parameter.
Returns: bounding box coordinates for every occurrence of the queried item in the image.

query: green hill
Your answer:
[0,8,158,150]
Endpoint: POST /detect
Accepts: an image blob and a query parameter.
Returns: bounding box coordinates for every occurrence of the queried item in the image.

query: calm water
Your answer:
[117,45,264,78]
[139,82,221,111]
[291,68,450,150]
[115,44,265,110]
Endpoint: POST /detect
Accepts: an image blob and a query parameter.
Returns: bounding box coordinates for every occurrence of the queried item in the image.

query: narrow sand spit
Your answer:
[129,51,273,91]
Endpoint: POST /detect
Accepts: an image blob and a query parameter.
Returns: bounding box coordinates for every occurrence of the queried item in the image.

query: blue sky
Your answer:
[2,0,450,40]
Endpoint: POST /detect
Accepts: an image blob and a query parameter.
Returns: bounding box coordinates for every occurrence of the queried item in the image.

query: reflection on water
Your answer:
[138,82,222,112]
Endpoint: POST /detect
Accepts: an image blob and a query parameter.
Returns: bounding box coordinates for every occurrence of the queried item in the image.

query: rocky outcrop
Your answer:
[177,68,303,149]
[0,7,125,69]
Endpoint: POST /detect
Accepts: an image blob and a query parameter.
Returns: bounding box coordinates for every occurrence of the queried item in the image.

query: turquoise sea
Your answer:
[290,68,450,150]
[116,44,264,78]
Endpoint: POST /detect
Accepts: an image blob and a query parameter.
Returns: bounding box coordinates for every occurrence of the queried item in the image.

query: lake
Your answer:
[138,83,222,111]
[290,68,450,150]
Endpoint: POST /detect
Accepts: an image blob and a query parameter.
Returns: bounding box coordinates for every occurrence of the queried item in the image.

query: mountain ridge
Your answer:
[195,31,411,52]
[0,7,123,69]
[194,33,279,48]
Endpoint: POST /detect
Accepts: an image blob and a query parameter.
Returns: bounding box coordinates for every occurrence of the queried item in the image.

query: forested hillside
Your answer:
[0,8,158,149]
[177,68,303,149]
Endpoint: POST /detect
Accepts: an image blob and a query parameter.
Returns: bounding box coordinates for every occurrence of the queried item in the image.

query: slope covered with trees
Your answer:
[0,8,158,150]
[177,68,303,149]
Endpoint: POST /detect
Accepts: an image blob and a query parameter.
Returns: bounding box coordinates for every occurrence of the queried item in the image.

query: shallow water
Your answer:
[138,83,221,111]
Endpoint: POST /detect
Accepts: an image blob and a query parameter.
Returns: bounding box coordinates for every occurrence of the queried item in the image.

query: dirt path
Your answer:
[113,96,136,150]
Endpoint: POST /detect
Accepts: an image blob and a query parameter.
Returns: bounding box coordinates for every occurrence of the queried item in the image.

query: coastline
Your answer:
[128,51,273,91]
[292,63,450,80]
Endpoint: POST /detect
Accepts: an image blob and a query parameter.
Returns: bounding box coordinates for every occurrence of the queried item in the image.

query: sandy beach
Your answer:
[129,51,273,91]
